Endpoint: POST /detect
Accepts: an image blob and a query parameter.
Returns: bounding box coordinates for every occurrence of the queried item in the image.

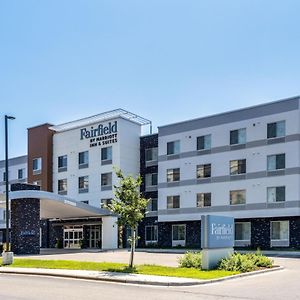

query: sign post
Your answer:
[201,215,234,270]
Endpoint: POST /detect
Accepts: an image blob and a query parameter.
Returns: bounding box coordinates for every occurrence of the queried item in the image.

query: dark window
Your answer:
[167,195,180,209]
[197,135,211,150]
[145,225,158,242]
[101,173,112,186]
[167,141,180,155]
[58,179,67,192]
[78,176,89,191]
[197,164,211,178]
[230,128,246,145]
[230,159,246,175]
[58,155,67,169]
[196,193,211,207]
[78,151,89,165]
[101,147,112,161]
[267,121,285,138]
[167,168,180,182]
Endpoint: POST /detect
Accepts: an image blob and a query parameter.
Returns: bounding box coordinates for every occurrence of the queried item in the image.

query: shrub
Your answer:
[178,251,202,269]
[218,252,273,272]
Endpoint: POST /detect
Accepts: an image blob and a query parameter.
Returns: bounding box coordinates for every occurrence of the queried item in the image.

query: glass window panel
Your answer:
[267,187,276,202]
[276,121,286,137]
[238,128,246,144]
[276,154,285,169]
[79,151,89,165]
[276,186,285,202]
[230,190,246,205]
[267,155,276,171]
[267,123,277,138]
[230,130,238,145]
[101,173,112,186]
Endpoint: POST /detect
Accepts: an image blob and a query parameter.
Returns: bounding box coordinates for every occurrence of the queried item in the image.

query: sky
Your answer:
[1,0,300,158]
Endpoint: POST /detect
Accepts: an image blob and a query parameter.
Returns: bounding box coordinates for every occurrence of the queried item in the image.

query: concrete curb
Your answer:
[0,266,284,286]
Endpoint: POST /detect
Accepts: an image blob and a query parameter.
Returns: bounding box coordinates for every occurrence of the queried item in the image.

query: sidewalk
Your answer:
[0,266,283,286]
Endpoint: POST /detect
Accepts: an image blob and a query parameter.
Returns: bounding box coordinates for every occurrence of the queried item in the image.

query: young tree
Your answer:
[106,169,149,268]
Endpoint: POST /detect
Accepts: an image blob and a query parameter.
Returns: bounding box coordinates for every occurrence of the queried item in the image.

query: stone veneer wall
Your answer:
[10,183,40,254]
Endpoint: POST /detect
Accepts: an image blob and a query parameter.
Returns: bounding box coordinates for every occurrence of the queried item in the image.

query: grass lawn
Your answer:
[0,258,238,280]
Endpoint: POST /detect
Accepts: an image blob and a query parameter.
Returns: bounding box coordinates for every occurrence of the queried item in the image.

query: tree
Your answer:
[106,169,149,268]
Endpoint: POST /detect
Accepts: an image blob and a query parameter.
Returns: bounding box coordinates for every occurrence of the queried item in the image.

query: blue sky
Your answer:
[1,0,300,158]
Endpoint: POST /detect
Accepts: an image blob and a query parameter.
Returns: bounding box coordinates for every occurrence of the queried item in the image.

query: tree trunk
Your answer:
[129,227,136,268]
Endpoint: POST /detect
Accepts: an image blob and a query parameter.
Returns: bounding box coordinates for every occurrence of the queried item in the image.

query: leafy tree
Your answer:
[106,169,149,268]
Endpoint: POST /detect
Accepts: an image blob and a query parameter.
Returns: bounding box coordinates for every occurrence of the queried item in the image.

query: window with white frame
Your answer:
[172,224,186,244]
[33,157,42,173]
[78,151,89,166]
[267,154,285,171]
[230,128,246,145]
[167,140,180,155]
[230,159,246,175]
[145,225,158,243]
[167,195,180,209]
[18,168,25,179]
[271,221,289,246]
[145,148,158,162]
[196,193,211,207]
[101,146,112,161]
[230,190,246,205]
[197,134,211,150]
[58,155,68,170]
[145,173,158,187]
[58,179,67,194]
[196,164,211,178]
[267,186,285,202]
[101,172,112,187]
[100,198,112,208]
[267,121,285,139]
[235,222,251,242]
[167,168,180,182]
[147,198,158,212]
[78,176,89,192]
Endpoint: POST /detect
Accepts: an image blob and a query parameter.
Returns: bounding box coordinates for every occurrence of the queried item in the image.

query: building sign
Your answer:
[20,230,36,237]
[80,121,118,148]
[201,215,234,249]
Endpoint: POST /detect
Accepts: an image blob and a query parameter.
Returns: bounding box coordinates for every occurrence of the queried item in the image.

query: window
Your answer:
[78,176,89,192]
[18,168,25,179]
[58,155,68,170]
[235,222,251,241]
[33,157,42,173]
[101,172,112,187]
[172,224,186,242]
[196,193,211,207]
[145,225,158,243]
[197,134,211,150]
[267,186,285,202]
[167,168,180,182]
[145,173,158,187]
[81,200,89,205]
[230,190,246,205]
[271,221,289,241]
[58,179,67,194]
[196,164,211,178]
[230,128,246,145]
[267,154,285,171]
[145,148,158,162]
[167,140,180,155]
[101,146,112,161]
[267,121,285,138]
[78,151,89,166]
[167,195,180,209]
[2,172,6,182]
[101,198,112,208]
[147,198,158,212]
[230,159,246,175]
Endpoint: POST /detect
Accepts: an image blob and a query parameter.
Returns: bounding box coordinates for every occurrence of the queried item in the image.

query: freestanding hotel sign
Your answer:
[201,215,234,270]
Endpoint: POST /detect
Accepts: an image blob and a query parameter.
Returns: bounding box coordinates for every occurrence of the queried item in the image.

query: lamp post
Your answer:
[2,115,15,265]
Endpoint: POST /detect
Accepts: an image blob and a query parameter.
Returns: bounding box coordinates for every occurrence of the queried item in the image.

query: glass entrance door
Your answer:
[89,225,101,248]
[64,226,83,249]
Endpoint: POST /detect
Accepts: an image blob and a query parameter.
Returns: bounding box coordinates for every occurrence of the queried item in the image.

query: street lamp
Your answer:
[3,115,15,264]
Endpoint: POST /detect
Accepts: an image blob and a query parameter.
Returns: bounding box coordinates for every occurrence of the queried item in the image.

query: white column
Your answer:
[102,216,118,250]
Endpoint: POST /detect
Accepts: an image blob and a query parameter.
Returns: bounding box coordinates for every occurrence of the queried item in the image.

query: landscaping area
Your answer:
[0,251,274,280]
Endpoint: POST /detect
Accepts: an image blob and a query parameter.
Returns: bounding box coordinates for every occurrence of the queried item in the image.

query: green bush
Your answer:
[178,251,202,269]
[218,252,273,272]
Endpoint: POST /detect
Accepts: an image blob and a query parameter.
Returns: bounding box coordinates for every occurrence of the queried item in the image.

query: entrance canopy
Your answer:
[0,190,113,219]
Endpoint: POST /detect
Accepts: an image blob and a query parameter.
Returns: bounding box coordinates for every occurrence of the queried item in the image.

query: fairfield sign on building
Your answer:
[80,121,118,148]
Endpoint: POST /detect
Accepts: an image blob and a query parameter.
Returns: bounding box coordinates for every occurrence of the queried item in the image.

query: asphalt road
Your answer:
[0,257,299,300]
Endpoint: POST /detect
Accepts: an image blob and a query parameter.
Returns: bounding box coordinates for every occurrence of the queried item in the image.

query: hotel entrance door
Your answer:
[63,226,83,249]
[88,225,101,248]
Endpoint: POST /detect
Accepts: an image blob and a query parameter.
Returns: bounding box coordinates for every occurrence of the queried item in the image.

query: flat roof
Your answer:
[158,96,300,136]
[0,190,114,219]
[49,108,152,133]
